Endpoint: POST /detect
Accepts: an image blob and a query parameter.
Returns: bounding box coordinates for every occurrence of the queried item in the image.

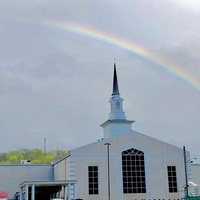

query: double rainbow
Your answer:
[43,20,200,91]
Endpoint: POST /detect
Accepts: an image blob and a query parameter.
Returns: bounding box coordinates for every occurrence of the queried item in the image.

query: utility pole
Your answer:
[183,146,189,198]
[104,143,111,200]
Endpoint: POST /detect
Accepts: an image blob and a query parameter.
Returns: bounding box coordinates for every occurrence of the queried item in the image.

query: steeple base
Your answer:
[100,119,135,139]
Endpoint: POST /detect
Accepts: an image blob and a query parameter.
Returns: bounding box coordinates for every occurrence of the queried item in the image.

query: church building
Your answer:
[53,64,188,200]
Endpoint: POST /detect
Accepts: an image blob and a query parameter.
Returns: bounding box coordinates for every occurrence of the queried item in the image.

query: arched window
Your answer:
[122,148,146,194]
[116,102,120,110]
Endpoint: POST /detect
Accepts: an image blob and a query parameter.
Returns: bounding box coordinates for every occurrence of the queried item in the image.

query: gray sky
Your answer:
[0,0,200,162]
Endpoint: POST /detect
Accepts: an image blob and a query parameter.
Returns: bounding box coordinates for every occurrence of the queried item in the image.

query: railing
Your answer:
[182,197,200,200]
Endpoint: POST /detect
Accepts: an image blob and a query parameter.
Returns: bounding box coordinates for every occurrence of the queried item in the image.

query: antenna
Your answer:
[44,138,46,152]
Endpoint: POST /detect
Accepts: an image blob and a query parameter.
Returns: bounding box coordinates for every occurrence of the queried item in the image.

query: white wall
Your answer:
[54,157,70,180]
[0,164,53,200]
[69,131,185,200]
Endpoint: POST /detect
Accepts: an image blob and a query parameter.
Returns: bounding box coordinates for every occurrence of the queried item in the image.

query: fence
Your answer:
[182,197,200,200]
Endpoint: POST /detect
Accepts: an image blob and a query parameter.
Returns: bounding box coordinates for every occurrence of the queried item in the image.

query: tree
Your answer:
[0,148,69,164]
[0,190,9,198]
[6,151,24,164]
[49,149,69,161]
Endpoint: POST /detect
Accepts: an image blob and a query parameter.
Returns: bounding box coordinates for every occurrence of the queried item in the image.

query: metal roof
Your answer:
[20,180,77,187]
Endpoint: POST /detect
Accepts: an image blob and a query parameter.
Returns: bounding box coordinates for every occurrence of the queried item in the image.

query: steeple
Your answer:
[108,63,126,120]
[112,63,120,95]
[100,63,134,139]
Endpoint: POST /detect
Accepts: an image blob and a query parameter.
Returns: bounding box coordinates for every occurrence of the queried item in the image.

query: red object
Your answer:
[0,190,9,198]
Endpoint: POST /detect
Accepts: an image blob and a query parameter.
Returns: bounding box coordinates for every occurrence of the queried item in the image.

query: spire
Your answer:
[108,62,126,120]
[112,63,120,95]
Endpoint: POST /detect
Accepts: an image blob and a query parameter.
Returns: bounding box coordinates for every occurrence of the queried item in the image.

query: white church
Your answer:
[53,64,189,200]
[0,64,198,200]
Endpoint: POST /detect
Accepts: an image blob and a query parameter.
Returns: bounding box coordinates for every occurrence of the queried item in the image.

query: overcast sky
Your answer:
[0,0,200,162]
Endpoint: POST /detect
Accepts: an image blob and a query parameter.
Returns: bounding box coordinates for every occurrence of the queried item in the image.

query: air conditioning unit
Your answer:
[20,160,31,164]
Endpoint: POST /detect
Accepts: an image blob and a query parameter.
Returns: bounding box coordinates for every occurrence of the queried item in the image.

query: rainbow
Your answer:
[43,20,200,91]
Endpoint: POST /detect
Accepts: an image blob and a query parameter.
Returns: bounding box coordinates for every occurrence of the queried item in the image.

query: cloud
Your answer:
[0,0,199,163]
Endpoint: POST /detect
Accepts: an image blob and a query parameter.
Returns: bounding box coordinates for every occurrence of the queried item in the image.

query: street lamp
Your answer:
[183,146,189,198]
[104,142,111,200]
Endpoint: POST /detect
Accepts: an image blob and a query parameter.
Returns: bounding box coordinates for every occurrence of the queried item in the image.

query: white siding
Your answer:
[54,157,70,180]
[0,164,53,200]
[69,131,185,200]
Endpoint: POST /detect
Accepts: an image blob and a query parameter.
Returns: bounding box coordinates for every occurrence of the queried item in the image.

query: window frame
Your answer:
[167,165,178,193]
[88,166,99,195]
[122,148,146,194]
